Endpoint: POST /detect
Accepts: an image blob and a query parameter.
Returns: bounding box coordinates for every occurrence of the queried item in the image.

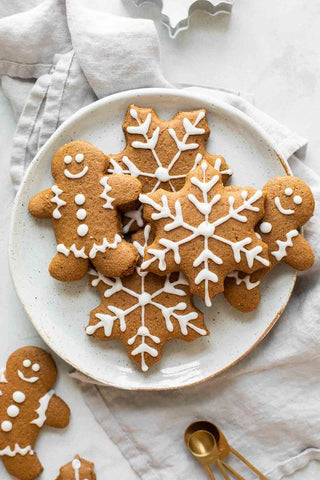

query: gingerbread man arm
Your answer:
[105,174,141,210]
[284,233,314,270]
[29,188,55,218]
[44,394,70,428]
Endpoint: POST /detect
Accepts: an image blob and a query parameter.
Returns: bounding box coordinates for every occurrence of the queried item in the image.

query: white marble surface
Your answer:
[1,0,320,478]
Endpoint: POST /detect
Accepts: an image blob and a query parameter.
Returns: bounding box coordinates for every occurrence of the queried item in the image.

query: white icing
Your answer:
[0,444,33,457]
[64,155,72,165]
[100,177,114,209]
[108,108,228,233]
[57,243,87,259]
[285,188,293,196]
[87,226,207,371]
[77,224,89,237]
[7,405,19,418]
[272,230,299,261]
[213,157,233,176]
[72,457,81,480]
[30,389,54,428]
[294,195,302,205]
[18,370,39,383]
[32,363,40,372]
[259,222,272,234]
[275,196,294,215]
[75,194,85,205]
[64,166,88,179]
[227,271,260,290]
[75,153,84,163]
[51,185,66,219]
[76,208,87,220]
[22,359,31,368]
[0,368,7,383]
[140,161,269,307]
[13,391,25,403]
[89,234,122,259]
[1,421,12,432]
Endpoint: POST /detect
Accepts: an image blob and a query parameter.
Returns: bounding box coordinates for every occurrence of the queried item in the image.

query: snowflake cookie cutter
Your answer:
[131,0,234,38]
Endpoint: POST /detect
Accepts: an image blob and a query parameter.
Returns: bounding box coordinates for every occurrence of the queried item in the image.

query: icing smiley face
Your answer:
[63,153,88,179]
[273,181,306,217]
[17,359,41,384]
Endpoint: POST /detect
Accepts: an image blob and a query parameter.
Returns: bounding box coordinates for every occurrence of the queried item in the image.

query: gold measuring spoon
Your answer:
[185,421,268,480]
[185,426,230,479]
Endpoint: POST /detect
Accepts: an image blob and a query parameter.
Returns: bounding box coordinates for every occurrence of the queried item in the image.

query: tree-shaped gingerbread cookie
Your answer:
[0,347,70,480]
[140,160,270,306]
[29,141,142,281]
[56,455,96,480]
[224,176,315,311]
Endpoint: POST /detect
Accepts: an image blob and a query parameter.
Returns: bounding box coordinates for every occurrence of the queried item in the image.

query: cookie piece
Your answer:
[140,160,270,306]
[224,176,315,312]
[56,455,96,480]
[29,141,142,282]
[86,226,208,372]
[108,105,232,232]
[0,347,70,480]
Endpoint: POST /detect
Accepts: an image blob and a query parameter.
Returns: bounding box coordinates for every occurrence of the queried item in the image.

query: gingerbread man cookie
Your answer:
[29,141,142,281]
[108,105,232,232]
[0,347,70,480]
[56,455,96,480]
[86,226,208,371]
[224,176,315,312]
[140,160,270,306]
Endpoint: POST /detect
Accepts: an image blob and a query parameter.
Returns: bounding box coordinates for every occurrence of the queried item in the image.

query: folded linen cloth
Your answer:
[1,2,320,479]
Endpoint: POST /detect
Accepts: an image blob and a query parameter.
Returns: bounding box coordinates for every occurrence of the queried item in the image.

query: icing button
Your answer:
[12,391,26,403]
[7,405,20,418]
[75,194,86,206]
[1,421,13,432]
[77,224,89,237]
[76,209,87,220]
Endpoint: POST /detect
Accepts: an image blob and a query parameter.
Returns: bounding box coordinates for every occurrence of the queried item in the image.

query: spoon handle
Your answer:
[221,461,246,480]
[230,447,269,480]
[204,465,215,480]
[217,459,231,480]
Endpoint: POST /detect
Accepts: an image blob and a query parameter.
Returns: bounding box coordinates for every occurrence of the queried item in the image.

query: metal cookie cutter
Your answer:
[131,0,234,38]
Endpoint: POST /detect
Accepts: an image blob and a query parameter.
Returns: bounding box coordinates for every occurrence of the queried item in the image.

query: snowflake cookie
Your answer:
[0,347,70,480]
[224,176,315,312]
[108,105,232,233]
[86,226,208,372]
[29,141,142,282]
[56,455,96,480]
[140,160,270,307]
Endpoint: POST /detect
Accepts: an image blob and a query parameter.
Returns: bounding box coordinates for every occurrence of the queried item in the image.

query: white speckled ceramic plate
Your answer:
[9,88,295,390]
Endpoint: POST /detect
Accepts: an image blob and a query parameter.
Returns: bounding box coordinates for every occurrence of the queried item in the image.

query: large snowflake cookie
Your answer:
[140,160,270,307]
[86,226,208,372]
[29,141,142,282]
[108,105,232,233]
[224,176,315,312]
[56,454,96,480]
[0,347,70,480]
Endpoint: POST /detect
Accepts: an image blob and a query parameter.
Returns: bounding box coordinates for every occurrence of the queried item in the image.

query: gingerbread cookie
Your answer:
[56,455,96,480]
[108,105,232,232]
[0,347,70,480]
[224,176,315,312]
[29,141,142,281]
[140,160,270,306]
[86,226,208,371]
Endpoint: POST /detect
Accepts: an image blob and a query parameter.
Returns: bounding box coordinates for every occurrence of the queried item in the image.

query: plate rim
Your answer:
[9,87,296,390]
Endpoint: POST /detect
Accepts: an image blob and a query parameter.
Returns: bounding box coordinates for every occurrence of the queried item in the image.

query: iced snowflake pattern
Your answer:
[140,160,270,306]
[86,226,208,372]
[108,105,232,233]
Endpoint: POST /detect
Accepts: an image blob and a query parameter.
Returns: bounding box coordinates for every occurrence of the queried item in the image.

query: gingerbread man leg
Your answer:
[91,241,138,278]
[49,253,89,281]
[2,451,43,480]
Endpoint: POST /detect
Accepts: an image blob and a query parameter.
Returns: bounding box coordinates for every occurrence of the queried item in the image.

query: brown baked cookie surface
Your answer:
[108,105,232,232]
[140,160,270,307]
[0,347,70,480]
[86,226,208,371]
[29,141,142,282]
[56,455,96,480]
[224,176,315,312]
